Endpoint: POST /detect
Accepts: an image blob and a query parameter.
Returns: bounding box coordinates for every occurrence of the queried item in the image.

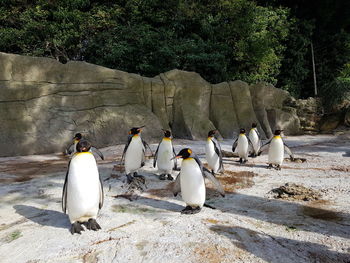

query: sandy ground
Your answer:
[0,133,349,263]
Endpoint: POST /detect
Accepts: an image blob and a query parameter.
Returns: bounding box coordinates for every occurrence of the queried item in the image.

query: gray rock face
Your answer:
[0,52,301,156]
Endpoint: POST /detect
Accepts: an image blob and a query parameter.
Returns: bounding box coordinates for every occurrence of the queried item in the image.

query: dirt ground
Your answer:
[0,133,349,263]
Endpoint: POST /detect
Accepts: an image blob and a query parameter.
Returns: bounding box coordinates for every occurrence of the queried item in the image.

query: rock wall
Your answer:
[0,52,301,156]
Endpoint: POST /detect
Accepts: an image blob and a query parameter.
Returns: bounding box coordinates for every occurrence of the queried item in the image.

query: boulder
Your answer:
[210,82,239,138]
[0,52,303,156]
[319,113,343,132]
[344,107,350,127]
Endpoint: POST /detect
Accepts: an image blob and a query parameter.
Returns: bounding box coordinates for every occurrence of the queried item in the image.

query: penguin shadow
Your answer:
[135,196,184,213]
[214,193,350,239]
[209,225,350,263]
[223,159,267,168]
[342,151,350,157]
[14,205,69,229]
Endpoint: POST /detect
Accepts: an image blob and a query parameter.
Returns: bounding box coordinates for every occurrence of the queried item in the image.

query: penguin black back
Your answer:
[129,126,145,135]
[208,130,217,137]
[74,133,82,140]
[163,129,172,138]
[76,140,91,152]
[176,148,192,159]
[274,129,283,136]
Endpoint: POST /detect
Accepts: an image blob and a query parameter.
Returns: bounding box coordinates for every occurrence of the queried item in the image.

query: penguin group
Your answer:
[62,123,295,234]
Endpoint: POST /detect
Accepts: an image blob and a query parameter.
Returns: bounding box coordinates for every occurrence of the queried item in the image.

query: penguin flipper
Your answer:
[142,139,153,156]
[62,161,71,213]
[153,141,161,168]
[211,138,224,171]
[173,173,181,196]
[91,146,104,160]
[66,143,74,155]
[99,174,104,209]
[203,167,225,197]
[173,147,178,170]
[232,138,238,152]
[284,144,295,160]
[258,140,271,155]
[121,135,132,165]
[247,137,254,154]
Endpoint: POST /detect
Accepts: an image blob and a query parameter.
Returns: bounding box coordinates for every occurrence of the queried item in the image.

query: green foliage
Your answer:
[0,0,290,84]
[276,19,314,98]
[1,0,348,109]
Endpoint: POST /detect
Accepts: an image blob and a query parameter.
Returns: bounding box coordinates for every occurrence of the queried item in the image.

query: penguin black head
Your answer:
[74,133,82,140]
[76,140,91,152]
[251,123,257,128]
[175,148,193,159]
[129,126,145,135]
[208,130,217,137]
[239,128,246,134]
[162,129,172,138]
[274,129,283,136]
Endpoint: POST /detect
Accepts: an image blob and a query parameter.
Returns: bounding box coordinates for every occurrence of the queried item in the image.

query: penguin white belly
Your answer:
[180,159,206,207]
[237,136,248,158]
[268,138,284,165]
[205,140,220,173]
[157,140,174,174]
[67,153,100,223]
[249,129,260,153]
[125,136,144,174]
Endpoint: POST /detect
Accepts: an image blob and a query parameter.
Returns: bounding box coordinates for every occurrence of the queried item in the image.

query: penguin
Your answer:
[65,133,82,155]
[62,140,104,234]
[173,148,225,214]
[65,133,104,160]
[248,123,262,157]
[121,126,152,183]
[153,129,177,181]
[232,128,252,164]
[205,130,224,175]
[258,129,294,170]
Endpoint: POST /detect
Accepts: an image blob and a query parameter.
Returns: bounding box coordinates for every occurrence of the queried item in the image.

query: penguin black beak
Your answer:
[171,156,182,160]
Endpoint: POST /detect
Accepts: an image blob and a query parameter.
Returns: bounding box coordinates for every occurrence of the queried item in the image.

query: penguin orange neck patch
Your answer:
[273,135,281,139]
[163,137,171,141]
[75,152,92,156]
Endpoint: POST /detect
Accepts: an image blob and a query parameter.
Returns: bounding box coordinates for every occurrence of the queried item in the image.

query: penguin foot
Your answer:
[181,206,201,214]
[70,222,84,235]
[267,164,273,169]
[133,172,145,179]
[275,165,281,171]
[167,174,173,181]
[84,218,101,231]
[159,174,166,180]
[203,203,216,209]
[126,173,134,184]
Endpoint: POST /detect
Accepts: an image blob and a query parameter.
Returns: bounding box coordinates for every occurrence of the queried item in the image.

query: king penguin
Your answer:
[173,148,225,214]
[65,133,104,160]
[205,130,224,175]
[248,123,261,157]
[62,140,104,234]
[258,129,294,170]
[65,133,82,155]
[232,128,252,164]
[153,129,177,180]
[121,126,152,183]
